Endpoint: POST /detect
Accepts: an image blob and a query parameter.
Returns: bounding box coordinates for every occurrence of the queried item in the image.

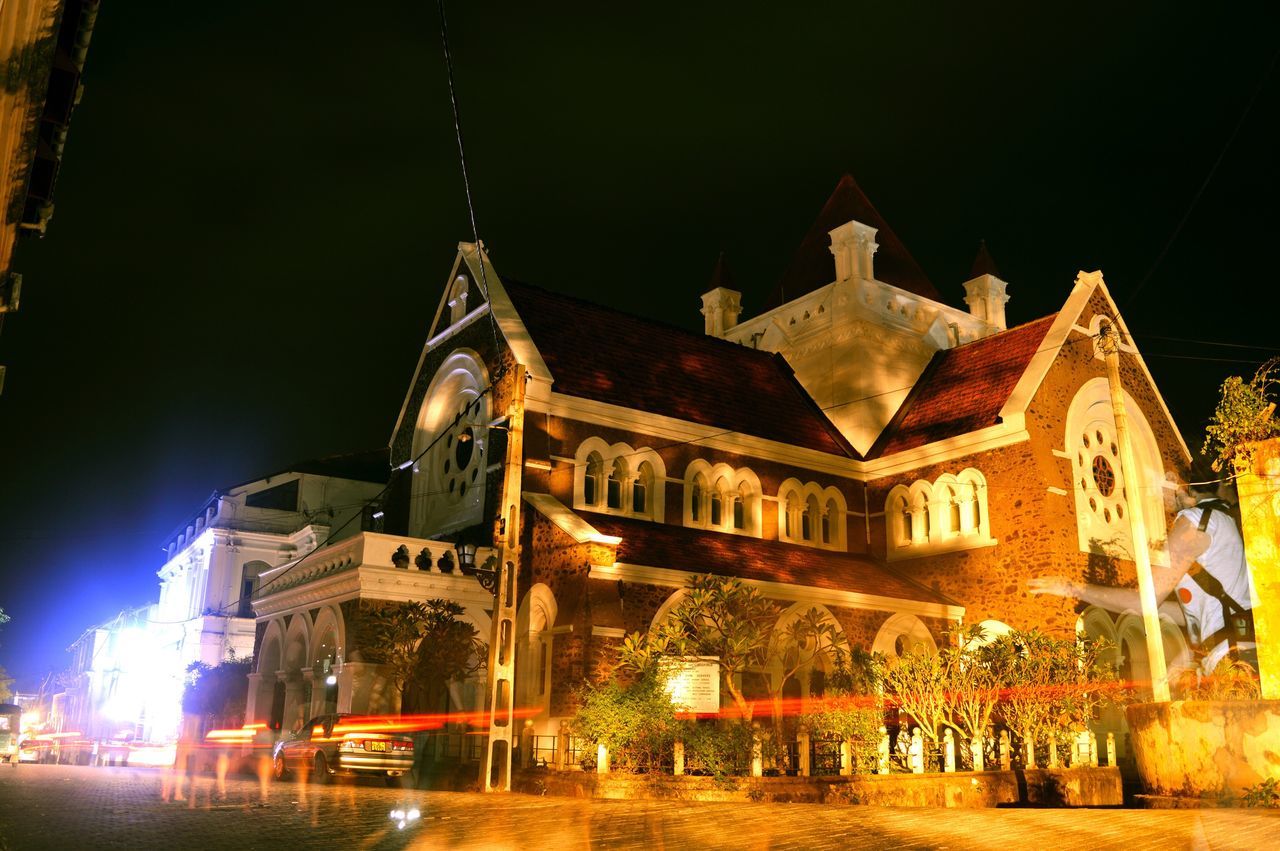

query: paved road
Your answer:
[1,764,1278,850]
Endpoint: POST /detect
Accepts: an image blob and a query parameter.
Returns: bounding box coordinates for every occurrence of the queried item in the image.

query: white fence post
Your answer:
[1106,732,1116,767]
[943,729,955,772]
[970,736,983,772]
[751,727,763,778]
[877,726,890,775]
[998,730,1011,770]
[673,739,684,776]
[1088,731,1098,767]
[909,728,924,774]
[840,740,852,776]
[1048,736,1058,769]
[798,727,811,777]
[597,743,610,775]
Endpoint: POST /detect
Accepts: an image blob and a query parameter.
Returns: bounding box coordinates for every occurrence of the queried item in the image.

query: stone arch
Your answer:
[282,611,312,672]
[516,584,558,732]
[309,605,345,671]
[872,613,938,658]
[1065,376,1169,562]
[651,588,688,631]
[257,619,286,675]
[1113,613,1188,700]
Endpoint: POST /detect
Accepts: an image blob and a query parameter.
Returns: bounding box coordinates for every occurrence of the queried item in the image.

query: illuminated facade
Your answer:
[246,176,1191,760]
[56,455,387,743]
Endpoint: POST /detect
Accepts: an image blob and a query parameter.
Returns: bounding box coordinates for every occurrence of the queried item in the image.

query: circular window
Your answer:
[1092,455,1116,497]
[1096,429,1105,446]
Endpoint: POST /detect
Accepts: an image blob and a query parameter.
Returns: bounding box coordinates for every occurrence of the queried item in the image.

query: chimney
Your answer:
[962,240,1010,331]
[828,220,879,282]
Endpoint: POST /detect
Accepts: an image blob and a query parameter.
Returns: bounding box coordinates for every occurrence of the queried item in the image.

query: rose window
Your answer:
[440,398,484,503]
[1091,455,1115,497]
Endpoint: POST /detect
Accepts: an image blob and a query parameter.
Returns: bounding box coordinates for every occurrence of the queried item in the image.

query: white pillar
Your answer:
[1106,732,1117,767]
[1024,729,1036,769]
[840,740,852,776]
[596,742,610,775]
[673,740,684,776]
[877,726,890,775]
[1048,737,1059,769]
[798,728,811,777]
[998,730,1011,770]
[970,736,984,772]
[943,729,955,772]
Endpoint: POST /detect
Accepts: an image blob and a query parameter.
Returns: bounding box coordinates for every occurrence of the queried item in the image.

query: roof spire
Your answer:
[709,250,735,290]
[969,239,1001,279]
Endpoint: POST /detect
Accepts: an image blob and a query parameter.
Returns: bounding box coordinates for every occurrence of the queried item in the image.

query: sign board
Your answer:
[660,656,720,714]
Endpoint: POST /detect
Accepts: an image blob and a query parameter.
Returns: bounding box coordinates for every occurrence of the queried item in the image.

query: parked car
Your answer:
[272,714,414,785]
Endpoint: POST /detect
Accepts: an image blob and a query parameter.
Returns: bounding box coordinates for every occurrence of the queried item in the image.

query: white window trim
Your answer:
[885,468,996,561]
[776,478,847,550]
[682,460,763,537]
[572,437,666,521]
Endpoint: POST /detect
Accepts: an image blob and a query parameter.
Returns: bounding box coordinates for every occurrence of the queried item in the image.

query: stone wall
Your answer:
[515,766,1123,807]
[1126,700,1280,798]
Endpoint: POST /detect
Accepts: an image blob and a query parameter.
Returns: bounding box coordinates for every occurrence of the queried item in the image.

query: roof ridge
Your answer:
[501,276,783,360]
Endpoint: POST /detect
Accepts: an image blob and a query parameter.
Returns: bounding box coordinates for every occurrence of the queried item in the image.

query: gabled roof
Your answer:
[868,314,1057,458]
[501,279,856,457]
[765,174,940,310]
[581,511,958,608]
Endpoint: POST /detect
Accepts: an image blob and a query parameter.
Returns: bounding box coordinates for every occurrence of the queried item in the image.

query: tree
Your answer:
[878,642,950,745]
[0,666,13,703]
[801,648,884,771]
[620,575,779,721]
[183,654,254,730]
[350,599,485,714]
[405,600,486,715]
[946,626,1004,748]
[1204,356,1280,472]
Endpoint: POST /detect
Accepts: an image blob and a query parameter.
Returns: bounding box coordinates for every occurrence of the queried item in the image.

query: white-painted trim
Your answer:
[1051,448,1072,459]
[522,492,622,546]
[864,423,1030,479]
[1047,486,1069,496]
[532,392,859,477]
[591,626,626,638]
[590,562,964,620]
[525,460,553,471]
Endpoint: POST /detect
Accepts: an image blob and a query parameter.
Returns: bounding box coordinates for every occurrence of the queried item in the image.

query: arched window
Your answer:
[711,478,729,527]
[943,486,960,535]
[784,492,801,538]
[733,482,749,530]
[900,497,913,543]
[803,494,820,541]
[633,461,654,515]
[691,473,707,523]
[584,452,604,506]
[821,499,837,545]
[448,275,470,325]
[607,459,627,510]
[914,494,930,542]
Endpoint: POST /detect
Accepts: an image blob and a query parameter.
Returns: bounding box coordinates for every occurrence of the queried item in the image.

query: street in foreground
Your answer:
[1,764,1279,850]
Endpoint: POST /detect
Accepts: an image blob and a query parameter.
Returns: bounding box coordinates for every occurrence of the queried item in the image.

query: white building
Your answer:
[58,451,389,744]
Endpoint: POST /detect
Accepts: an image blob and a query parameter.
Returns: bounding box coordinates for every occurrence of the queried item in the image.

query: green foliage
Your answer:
[802,649,884,770]
[1240,777,1280,808]
[682,719,753,780]
[878,641,949,743]
[1203,356,1280,472]
[620,574,845,725]
[182,654,254,728]
[350,599,486,709]
[569,670,680,772]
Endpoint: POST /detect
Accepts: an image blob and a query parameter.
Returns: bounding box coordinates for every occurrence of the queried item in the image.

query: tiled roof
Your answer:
[502,279,855,457]
[764,174,940,310]
[869,314,1057,458]
[581,511,957,608]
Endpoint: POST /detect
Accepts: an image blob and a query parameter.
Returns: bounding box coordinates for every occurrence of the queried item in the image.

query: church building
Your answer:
[245,175,1190,762]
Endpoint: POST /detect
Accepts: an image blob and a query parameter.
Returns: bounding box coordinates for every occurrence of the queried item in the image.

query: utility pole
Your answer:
[481,363,526,790]
[1099,319,1170,702]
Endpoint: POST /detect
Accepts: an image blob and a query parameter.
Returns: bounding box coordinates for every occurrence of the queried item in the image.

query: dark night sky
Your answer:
[1,2,1277,689]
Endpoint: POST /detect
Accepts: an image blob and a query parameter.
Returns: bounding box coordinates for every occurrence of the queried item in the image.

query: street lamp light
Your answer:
[455,540,498,594]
